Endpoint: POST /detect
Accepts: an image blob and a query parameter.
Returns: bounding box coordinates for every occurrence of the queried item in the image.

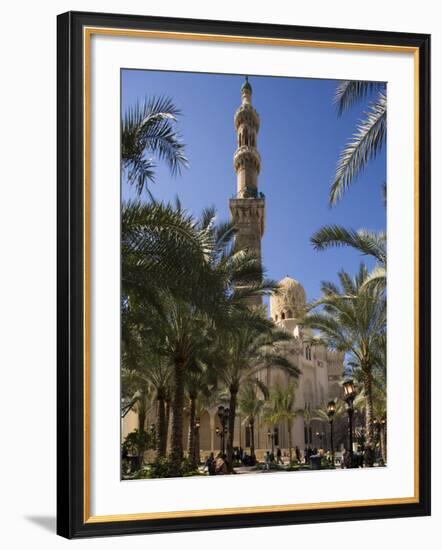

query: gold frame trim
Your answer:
[83,27,420,524]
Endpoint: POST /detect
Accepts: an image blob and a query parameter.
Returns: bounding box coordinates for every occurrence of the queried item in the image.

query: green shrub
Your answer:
[321,457,335,469]
[148,457,172,478]
[132,468,151,479]
[122,429,155,459]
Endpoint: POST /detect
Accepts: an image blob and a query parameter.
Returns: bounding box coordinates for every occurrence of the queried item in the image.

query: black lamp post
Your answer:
[193,419,201,463]
[217,406,230,455]
[342,376,356,467]
[327,400,336,463]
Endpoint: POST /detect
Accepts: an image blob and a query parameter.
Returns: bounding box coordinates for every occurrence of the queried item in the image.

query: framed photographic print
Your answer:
[57,11,431,538]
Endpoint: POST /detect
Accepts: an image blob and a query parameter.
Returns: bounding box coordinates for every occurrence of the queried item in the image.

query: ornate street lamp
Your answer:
[327,400,336,464]
[342,375,357,467]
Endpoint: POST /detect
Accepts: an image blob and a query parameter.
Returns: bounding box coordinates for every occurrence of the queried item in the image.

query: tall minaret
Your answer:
[229,77,265,307]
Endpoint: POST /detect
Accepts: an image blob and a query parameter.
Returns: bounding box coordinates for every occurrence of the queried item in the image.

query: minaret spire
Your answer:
[229,77,265,306]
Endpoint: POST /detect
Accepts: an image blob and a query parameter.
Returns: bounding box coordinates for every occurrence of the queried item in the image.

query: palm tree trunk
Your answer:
[187,396,196,467]
[250,417,255,457]
[169,360,185,476]
[195,426,201,464]
[226,386,238,473]
[137,409,147,470]
[287,418,292,463]
[138,410,146,434]
[380,423,387,463]
[362,366,374,448]
[157,393,167,458]
[165,398,171,453]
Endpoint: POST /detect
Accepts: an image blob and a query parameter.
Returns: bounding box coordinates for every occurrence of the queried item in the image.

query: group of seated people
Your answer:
[203,453,229,475]
[203,447,257,474]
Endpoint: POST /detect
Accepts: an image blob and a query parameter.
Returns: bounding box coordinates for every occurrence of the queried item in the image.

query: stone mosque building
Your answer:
[123,77,344,459]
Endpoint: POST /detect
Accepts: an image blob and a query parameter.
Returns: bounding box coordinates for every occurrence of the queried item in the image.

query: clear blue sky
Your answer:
[122,69,386,305]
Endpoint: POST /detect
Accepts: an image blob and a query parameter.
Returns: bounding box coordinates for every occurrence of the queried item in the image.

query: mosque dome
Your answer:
[270,276,307,322]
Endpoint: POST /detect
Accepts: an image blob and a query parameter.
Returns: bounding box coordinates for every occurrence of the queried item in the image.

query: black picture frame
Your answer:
[57,10,431,539]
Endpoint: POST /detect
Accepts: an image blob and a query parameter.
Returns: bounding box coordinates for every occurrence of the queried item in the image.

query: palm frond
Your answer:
[334,80,385,116]
[311,225,386,265]
[122,95,188,194]
[330,92,386,205]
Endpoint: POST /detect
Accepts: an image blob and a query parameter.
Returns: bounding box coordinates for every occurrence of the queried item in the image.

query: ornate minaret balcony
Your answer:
[232,77,262,198]
[233,145,261,170]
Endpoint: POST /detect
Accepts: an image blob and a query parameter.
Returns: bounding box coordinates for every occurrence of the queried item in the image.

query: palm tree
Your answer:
[122,197,280,476]
[146,215,278,476]
[121,368,144,419]
[353,362,387,462]
[238,381,267,457]
[141,358,173,458]
[310,225,386,291]
[121,293,175,459]
[147,297,209,475]
[215,316,301,471]
[122,199,215,308]
[122,96,188,195]
[121,369,153,470]
[303,264,386,447]
[185,363,214,467]
[330,81,386,205]
[264,382,299,462]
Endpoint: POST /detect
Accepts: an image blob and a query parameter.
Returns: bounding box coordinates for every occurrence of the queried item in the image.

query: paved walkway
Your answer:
[234,465,287,474]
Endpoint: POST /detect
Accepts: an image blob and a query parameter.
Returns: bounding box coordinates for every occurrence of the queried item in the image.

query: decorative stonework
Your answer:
[229,197,265,240]
[234,104,260,131]
[233,146,261,174]
[270,277,307,320]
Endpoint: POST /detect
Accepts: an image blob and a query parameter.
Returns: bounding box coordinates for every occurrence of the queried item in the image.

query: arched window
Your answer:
[243,128,248,146]
[287,309,293,318]
[281,312,286,320]
[305,346,312,361]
